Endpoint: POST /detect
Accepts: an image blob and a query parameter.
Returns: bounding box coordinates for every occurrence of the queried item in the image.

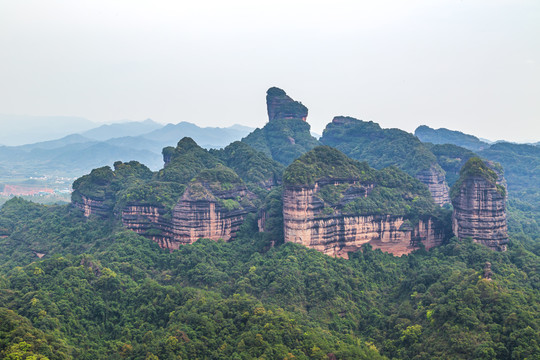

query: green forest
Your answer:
[0,197,539,359]
[1,119,540,359]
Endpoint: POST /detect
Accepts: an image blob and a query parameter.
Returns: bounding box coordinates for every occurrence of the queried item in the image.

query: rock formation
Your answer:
[416,165,451,206]
[73,195,112,217]
[242,89,320,165]
[283,182,445,258]
[121,205,175,249]
[172,183,256,244]
[266,87,308,122]
[121,164,257,250]
[320,116,451,206]
[282,146,447,258]
[451,157,508,251]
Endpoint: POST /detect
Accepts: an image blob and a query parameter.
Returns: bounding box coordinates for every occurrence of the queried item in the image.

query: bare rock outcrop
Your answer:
[283,182,445,258]
[282,146,448,258]
[451,157,508,251]
[122,205,176,250]
[172,183,255,244]
[266,87,308,122]
[121,179,257,250]
[416,165,451,206]
[72,195,112,217]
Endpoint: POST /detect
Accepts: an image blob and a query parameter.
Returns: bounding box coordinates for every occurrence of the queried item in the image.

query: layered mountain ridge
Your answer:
[69,87,510,256]
[320,116,451,205]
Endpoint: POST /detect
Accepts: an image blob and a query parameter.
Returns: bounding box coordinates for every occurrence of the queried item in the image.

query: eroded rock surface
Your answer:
[451,157,508,251]
[121,181,257,250]
[172,183,256,244]
[283,182,445,258]
[73,195,111,217]
[416,165,451,206]
[266,87,308,122]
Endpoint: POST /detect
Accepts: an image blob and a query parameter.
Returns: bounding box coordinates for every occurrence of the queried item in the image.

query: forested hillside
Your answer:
[0,90,538,359]
[0,197,539,359]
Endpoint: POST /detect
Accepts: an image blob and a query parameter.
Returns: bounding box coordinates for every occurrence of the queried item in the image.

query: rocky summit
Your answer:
[70,88,514,256]
[266,87,308,122]
[241,88,320,165]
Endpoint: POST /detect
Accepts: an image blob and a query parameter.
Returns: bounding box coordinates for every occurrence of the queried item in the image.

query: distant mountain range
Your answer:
[0,114,96,146]
[414,125,490,151]
[0,120,254,179]
[81,119,163,140]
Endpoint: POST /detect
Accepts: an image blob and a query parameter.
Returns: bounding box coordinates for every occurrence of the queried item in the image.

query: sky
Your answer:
[1,0,539,142]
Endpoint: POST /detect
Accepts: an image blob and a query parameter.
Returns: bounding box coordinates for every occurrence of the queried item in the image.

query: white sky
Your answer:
[1,0,539,142]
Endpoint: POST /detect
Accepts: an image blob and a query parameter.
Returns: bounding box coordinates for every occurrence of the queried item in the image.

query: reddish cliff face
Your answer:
[416,166,451,206]
[452,176,508,251]
[122,205,176,250]
[121,182,257,250]
[172,183,256,244]
[72,195,111,217]
[283,183,445,258]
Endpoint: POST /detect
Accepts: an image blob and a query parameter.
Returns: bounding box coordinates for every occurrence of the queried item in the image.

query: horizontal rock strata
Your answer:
[121,185,256,250]
[452,176,508,251]
[72,195,111,217]
[283,183,444,258]
[416,166,451,206]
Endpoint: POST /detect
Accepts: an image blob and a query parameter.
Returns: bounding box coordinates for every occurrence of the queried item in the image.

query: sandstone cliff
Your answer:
[121,205,176,250]
[266,87,308,122]
[172,182,256,244]
[120,165,257,250]
[283,182,445,258]
[416,165,451,206]
[73,195,112,217]
[451,157,508,251]
[282,147,448,258]
[72,161,153,217]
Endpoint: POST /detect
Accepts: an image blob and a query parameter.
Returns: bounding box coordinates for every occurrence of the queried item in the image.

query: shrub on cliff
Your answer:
[283,146,373,185]
[320,117,440,177]
[450,157,505,200]
[242,119,320,165]
[158,137,222,184]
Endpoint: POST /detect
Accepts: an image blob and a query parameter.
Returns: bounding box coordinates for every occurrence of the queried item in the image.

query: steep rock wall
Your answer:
[416,166,451,206]
[283,184,445,258]
[266,87,308,122]
[122,205,176,250]
[72,195,111,217]
[120,185,256,250]
[452,176,508,251]
[172,199,248,244]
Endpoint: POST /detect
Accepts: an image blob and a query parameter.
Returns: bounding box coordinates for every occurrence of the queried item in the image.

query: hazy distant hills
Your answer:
[0,114,96,146]
[414,125,490,151]
[143,122,255,149]
[81,119,163,140]
[0,120,254,179]
[414,124,540,216]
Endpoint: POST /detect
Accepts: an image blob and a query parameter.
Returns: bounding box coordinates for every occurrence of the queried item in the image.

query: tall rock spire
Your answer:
[451,157,508,251]
[266,87,308,122]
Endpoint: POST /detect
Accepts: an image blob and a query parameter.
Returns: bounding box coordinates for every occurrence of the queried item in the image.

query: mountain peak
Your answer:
[266,87,308,122]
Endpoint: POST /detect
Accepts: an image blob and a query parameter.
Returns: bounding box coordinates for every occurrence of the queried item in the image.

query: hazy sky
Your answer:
[1,0,539,142]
